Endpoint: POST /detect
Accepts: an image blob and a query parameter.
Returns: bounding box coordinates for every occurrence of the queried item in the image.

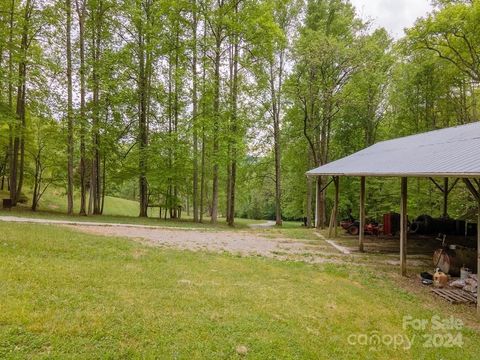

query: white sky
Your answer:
[350,0,433,38]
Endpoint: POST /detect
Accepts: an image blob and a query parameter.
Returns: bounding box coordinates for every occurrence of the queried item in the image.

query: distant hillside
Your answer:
[0,188,141,217]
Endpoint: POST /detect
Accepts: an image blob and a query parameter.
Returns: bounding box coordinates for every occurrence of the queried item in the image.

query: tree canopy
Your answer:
[0,0,479,226]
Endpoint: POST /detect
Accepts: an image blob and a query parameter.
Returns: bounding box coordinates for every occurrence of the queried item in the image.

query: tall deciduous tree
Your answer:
[65,0,74,215]
[75,0,88,215]
[10,0,35,205]
[289,0,363,228]
[409,0,480,82]
[266,0,300,226]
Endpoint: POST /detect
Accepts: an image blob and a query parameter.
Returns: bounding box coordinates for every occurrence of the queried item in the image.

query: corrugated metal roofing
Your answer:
[306,122,480,177]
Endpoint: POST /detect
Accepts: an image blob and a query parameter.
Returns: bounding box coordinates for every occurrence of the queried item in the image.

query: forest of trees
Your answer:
[0,0,479,226]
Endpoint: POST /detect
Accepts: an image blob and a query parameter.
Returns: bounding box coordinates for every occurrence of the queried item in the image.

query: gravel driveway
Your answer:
[70,224,338,262]
[0,215,342,263]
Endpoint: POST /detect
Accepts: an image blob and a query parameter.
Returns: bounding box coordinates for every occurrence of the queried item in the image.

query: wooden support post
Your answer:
[328,177,339,238]
[462,178,480,314]
[315,177,320,228]
[359,176,365,252]
[400,177,408,277]
[334,177,339,237]
[443,178,448,218]
[477,199,480,315]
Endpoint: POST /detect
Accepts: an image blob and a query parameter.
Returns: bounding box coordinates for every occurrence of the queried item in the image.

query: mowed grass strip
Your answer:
[0,223,479,359]
[0,189,267,229]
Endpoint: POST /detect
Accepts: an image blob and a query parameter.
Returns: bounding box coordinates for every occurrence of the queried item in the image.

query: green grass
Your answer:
[35,188,141,217]
[1,222,479,359]
[0,189,269,229]
[0,188,142,217]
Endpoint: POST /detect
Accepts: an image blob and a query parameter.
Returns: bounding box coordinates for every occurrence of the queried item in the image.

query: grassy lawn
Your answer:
[1,222,479,359]
[0,208,266,230]
[0,189,268,229]
[1,189,142,217]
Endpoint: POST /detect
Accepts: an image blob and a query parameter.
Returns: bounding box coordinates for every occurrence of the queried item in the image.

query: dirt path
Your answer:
[314,233,351,255]
[247,220,276,228]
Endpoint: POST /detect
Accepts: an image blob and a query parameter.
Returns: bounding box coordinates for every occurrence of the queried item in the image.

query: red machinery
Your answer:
[383,212,401,236]
[340,219,381,236]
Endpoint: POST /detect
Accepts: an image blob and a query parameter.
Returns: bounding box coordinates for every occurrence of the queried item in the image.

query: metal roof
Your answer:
[307,122,480,178]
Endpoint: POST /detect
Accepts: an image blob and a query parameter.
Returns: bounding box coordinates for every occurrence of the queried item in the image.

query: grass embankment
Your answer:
[1,222,479,359]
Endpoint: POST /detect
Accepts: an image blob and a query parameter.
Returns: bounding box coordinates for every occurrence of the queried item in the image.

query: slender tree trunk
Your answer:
[31,155,39,211]
[270,51,284,226]
[7,0,14,109]
[76,0,87,215]
[199,19,207,223]
[227,30,239,227]
[91,2,102,215]
[192,0,199,222]
[7,0,15,202]
[137,16,149,218]
[66,0,74,215]
[100,155,106,214]
[306,176,312,227]
[11,0,32,205]
[226,45,233,224]
[7,0,15,203]
[316,176,325,229]
[210,32,221,224]
[167,49,173,218]
[87,171,93,215]
[172,29,180,219]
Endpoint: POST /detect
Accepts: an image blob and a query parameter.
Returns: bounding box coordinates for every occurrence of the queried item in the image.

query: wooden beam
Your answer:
[359,176,365,252]
[463,178,480,201]
[474,178,480,190]
[447,178,459,194]
[429,177,444,193]
[317,177,334,194]
[400,177,408,277]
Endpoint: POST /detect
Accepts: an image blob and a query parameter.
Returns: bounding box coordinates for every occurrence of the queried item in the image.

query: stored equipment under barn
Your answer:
[307,122,480,313]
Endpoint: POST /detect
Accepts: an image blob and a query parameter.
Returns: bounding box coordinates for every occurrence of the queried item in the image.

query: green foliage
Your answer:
[0,0,479,224]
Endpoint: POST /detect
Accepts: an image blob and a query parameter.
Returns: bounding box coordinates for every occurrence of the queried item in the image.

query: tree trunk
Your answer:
[31,155,40,211]
[7,0,14,109]
[210,32,221,224]
[270,54,284,226]
[91,1,102,215]
[76,0,87,215]
[227,31,239,227]
[11,0,32,205]
[191,0,199,223]
[66,0,74,215]
[137,11,149,218]
[100,155,106,214]
[172,29,180,219]
[199,19,207,223]
[7,0,14,203]
[306,176,312,227]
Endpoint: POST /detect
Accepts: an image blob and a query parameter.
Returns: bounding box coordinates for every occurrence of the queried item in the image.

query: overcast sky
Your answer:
[350,0,433,38]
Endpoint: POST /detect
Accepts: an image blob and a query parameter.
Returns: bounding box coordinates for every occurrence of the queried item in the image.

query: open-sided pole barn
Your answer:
[307,122,480,313]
